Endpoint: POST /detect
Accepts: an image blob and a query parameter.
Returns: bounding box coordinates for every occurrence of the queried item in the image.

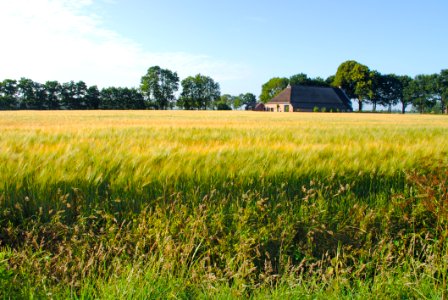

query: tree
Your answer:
[259,77,289,103]
[0,79,18,110]
[120,87,145,109]
[326,75,335,86]
[75,81,88,109]
[439,69,448,114]
[85,85,100,109]
[216,102,232,110]
[178,74,220,110]
[61,81,77,109]
[332,60,372,112]
[240,93,257,110]
[369,73,402,112]
[407,75,431,113]
[33,82,47,110]
[60,81,88,109]
[397,75,413,114]
[140,66,179,109]
[289,73,309,86]
[44,81,61,109]
[99,87,145,110]
[289,73,329,87]
[17,77,35,109]
[428,70,448,114]
[216,94,234,110]
[368,71,382,112]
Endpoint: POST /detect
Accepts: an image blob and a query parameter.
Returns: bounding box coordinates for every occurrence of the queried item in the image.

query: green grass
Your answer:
[0,111,447,299]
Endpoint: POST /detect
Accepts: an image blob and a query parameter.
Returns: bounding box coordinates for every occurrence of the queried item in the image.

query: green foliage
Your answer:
[85,85,100,109]
[216,101,232,110]
[368,72,402,112]
[289,73,329,87]
[140,66,179,110]
[17,77,44,109]
[99,87,145,109]
[439,69,448,113]
[240,92,257,110]
[178,74,220,110]
[0,79,18,110]
[44,80,62,110]
[259,77,288,103]
[397,75,413,114]
[332,60,372,111]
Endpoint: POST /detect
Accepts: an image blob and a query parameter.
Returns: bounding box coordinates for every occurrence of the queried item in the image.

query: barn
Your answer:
[264,85,353,112]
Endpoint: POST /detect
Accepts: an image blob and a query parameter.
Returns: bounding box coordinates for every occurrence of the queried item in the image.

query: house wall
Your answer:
[264,103,293,112]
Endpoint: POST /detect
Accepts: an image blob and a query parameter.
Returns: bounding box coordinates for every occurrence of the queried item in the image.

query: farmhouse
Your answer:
[264,85,352,112]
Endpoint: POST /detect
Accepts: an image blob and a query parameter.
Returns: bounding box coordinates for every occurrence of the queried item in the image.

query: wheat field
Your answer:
[1,111,447,298]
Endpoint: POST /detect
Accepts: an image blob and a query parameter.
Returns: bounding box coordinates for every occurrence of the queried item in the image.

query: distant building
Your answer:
[264,85,353,112]
[253,103,265,111]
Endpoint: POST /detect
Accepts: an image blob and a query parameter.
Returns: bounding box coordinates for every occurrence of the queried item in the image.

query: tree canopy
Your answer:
[332,60,372,112]
[178,74,221,110]
[140,66,179,110]
[259,77,289,103]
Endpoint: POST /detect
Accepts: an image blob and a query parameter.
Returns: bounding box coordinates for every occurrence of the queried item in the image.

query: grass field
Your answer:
[0,111,447,299]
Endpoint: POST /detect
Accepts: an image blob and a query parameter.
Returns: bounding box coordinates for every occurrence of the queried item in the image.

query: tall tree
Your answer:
[0,79,18,110]
[60,81,88,109]
[439,69,448,114]
[75,81,88,109]
[33,82,47,110]
[259,77,289,103]
[85,85,100,109]
[17,78,37,109]
[408,75,431,113]
[410,74,434,113]
[140,66,179,109]
[61,81,77,109]
[178,74,220,110]
[397,75,413,114]
[368,71,382,112]
[370,73,402,112]
[332,60,372,112]
[428,71,448,114]
[44,81,61,109]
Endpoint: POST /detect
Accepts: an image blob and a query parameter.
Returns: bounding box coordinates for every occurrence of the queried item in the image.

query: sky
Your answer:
[1,0,448,97]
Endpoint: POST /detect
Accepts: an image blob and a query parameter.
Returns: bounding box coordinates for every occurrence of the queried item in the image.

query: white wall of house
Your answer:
[265,103,293,112]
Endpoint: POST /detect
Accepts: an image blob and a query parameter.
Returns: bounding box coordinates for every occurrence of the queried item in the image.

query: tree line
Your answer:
[0,66,257,111]
[260,60,448,114]
[3,61,447,113]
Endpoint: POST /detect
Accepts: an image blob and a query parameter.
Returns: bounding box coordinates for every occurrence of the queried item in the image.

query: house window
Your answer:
[284,105,289,112]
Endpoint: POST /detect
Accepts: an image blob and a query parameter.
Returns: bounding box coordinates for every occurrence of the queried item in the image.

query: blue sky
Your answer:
[1,0,448,97]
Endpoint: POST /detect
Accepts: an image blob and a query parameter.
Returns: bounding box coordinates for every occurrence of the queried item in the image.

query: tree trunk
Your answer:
[373,101,377,112]
[358,98,363,112]
[402,102,406,114]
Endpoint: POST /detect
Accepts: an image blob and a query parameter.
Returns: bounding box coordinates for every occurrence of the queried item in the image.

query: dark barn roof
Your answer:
[253,102,265,111]
[268,85,352,111]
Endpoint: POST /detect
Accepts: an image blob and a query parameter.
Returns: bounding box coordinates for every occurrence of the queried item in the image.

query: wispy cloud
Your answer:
[0,0,251,89]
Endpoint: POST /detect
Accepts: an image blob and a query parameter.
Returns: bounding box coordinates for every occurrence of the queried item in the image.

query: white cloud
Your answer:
[0,0,251,90]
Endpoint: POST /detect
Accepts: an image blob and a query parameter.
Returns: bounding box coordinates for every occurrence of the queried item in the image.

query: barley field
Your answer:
[0,111,447,299]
